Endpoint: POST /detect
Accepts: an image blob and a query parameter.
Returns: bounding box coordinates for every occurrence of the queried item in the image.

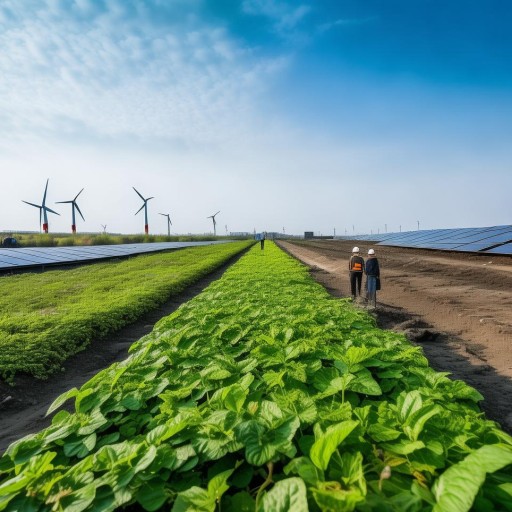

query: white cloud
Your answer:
[242,0,311,37]
[0,0,286,151]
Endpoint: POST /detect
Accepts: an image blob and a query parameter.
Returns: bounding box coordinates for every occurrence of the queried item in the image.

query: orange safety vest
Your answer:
[350,256,364,272]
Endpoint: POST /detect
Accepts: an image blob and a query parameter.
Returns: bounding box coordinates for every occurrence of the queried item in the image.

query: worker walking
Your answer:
[365,248,380,308]
[349,247,365,300]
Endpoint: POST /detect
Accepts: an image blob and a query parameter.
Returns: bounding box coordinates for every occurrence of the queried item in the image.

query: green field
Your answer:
[0,241,253,382]
[1,242,511,511]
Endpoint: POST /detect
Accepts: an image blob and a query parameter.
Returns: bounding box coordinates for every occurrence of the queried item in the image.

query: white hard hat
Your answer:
[352,247,360,253]
[368,248,375,255]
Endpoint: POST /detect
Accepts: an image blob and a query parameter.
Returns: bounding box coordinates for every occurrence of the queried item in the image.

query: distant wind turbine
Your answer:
[159,213,172,236]
[22,178,60,233]
[133,187,154,234]
[207,211,220,236]
[56,188,85,234]
[101,224,107,234]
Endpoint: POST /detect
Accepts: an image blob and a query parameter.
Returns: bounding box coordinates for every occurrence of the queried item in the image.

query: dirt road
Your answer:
[278,239,512,433]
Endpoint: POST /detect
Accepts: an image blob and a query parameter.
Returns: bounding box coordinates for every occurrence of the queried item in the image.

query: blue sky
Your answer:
[1,0,511,236]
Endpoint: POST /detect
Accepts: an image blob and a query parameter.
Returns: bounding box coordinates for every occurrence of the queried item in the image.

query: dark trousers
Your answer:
[350,272,363,297]
[260,239,265,250]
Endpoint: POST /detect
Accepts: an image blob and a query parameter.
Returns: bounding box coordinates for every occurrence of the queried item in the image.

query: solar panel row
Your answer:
[336,225,512,255]
[0,241,232,271]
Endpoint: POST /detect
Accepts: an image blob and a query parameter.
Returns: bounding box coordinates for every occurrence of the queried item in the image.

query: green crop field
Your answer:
[0,242,511,511]
[0,241,252,382]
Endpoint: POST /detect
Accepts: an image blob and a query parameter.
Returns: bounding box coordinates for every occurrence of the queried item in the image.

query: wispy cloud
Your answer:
[0,0,287,150]
[242,0,311,39]
[317,16,377,34]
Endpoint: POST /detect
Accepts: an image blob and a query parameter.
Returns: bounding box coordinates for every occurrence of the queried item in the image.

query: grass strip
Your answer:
[0,241,252,381]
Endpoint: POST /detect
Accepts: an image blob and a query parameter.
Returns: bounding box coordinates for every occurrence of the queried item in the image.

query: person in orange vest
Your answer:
[349,246,365,300]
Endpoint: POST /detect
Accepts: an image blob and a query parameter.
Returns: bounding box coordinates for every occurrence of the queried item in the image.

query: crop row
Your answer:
[0,242,511,511]
[0,241,252,382]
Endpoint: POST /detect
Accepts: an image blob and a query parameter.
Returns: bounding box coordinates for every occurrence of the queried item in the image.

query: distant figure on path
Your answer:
[260,232,266,250]
[349,247,365,300]
[365,248,380,308]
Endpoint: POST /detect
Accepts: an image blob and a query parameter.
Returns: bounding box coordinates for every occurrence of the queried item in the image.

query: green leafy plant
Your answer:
[1,242,511,510]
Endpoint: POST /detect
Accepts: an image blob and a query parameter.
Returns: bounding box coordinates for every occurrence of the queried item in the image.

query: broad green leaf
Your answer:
[259,477,308,512]
[310,420,359,471]
[52,482,96,512]
[222,384,248,413]
[46,387,79,416]
[146,416,187,445]
[224,491,254,512]
[398,390,423,423]
[284,457,324,485]
[172,486,214,512]
[367,423,402,442]
[381,439,425,456]
[136,480,168,511]
[236,416,300,466]
[207,467,235,504]
[432,443,512,512]
[349,368,382,396]
[311,481,365,511]
[403,403,442,441]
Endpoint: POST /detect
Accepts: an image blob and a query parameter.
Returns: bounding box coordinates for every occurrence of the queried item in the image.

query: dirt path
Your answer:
[278,240,512,433]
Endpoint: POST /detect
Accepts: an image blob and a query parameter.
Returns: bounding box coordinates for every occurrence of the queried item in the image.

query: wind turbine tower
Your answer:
[56,188,85,234]
[133,187,154,234]
[207,211,220,236]
[22,178,60,233]
[159,213,172,236]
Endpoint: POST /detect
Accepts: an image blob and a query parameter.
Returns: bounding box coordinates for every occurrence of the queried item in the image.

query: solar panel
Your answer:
[368,225,512,254]
[485,242,512,255]
[0,241,232,271]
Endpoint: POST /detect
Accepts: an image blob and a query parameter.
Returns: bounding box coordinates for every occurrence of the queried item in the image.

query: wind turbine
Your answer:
[56,188,85,234]
[159,213,172,236]
[133,187,154,234]
[22,178,60,233]
[207,211,220,236]
[101,225,107,234]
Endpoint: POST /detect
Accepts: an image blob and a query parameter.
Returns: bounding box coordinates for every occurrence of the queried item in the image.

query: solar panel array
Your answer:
[0,241,232,271]
[336,225,512,255]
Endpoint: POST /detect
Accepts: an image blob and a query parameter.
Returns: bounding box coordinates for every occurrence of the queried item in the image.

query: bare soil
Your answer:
[278,240,512,434]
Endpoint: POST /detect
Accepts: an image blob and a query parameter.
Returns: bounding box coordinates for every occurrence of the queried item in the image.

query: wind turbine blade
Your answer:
[215,211,220,216]
[42,178,49,206]
[45,206,60,216]
[55,200,73,204]
[133,187,145,201]
[169,219,172,226]
[22,200,42,208]
[135,204,145,215]
[75,203,85,221]
[159,213,166,217]
[147,197,154,201]
[74,188,84,201]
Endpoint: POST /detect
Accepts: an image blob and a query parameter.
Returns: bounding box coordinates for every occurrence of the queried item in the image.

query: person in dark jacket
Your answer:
[365,248,380,308]
[349,247,365,300]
